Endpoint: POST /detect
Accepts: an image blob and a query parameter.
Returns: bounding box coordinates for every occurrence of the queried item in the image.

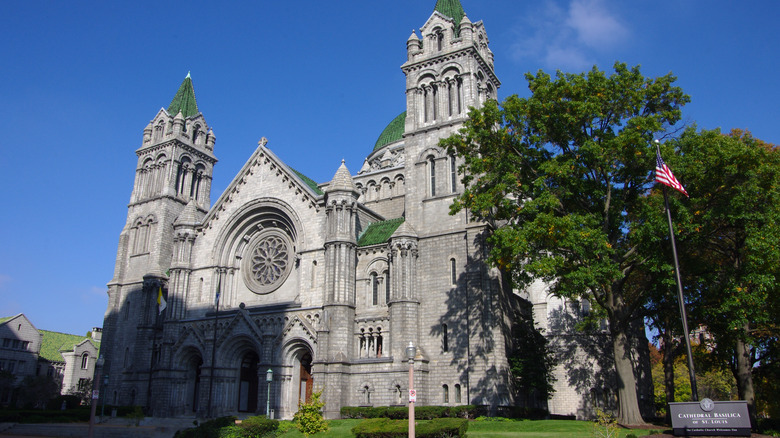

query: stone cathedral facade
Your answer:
[100,0,651,420]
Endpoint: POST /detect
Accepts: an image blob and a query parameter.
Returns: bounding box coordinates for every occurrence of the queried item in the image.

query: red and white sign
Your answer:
[409,389,417,403]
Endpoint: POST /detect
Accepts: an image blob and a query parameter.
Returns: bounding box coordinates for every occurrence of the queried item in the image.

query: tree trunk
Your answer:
[733,328,756,429]
[613,328,646,425]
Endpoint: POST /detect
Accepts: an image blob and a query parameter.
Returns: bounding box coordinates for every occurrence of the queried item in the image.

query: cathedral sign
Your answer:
[669,399,750,436]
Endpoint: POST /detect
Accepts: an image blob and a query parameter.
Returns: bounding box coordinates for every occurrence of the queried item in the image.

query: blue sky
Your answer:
[1,0,778,336]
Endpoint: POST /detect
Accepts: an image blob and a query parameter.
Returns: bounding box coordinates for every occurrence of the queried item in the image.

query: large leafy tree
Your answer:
[441,62,689,424]
[660,128,780,424]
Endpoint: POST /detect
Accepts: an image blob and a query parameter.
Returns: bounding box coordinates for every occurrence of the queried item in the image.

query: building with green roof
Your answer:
[99,0,636,422]
[0,314,102,405]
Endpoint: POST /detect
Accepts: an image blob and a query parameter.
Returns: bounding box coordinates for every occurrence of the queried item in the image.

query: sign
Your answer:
[409,389,417,403]
[669,399,750,436]
[92,390,100,400]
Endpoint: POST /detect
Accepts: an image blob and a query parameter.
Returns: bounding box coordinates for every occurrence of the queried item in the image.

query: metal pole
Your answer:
[266,369,273,417]
[409,358,415,438]
[87,360,103,438]
[406,342,416,438]
[663,187,699,401]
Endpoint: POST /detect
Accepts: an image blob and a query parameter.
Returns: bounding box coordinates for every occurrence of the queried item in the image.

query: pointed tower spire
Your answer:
[167,73,199,118]
[434,0,465,33]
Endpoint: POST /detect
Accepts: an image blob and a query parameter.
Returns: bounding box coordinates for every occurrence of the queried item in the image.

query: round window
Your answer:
[242,230,293,294]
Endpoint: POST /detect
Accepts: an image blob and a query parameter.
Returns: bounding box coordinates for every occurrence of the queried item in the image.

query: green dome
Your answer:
[372,112,406,152]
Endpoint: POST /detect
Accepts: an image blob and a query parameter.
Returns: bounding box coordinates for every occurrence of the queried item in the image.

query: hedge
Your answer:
[341,405,477,420]
[351,417,468,438]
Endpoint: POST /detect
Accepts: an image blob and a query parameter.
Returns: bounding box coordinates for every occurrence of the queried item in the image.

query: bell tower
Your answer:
[102,74,217,411]
[401,0,500,227]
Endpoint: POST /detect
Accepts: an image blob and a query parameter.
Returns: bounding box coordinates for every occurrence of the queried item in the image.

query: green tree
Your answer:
[658,128,780,424]
[442,62,689,425]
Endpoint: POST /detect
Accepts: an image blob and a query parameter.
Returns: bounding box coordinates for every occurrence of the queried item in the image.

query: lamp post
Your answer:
[266,369,273,418]
[406,342,416,438]
[100,374,108,422]
[87,356,105,438]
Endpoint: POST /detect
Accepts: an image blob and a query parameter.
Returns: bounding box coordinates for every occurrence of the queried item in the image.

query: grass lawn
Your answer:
[273,419,665,437]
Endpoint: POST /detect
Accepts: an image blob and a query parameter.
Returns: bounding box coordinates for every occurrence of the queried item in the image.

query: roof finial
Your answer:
[186,71,191,79]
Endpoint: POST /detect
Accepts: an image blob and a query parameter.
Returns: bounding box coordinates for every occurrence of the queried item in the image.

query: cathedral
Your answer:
[100,0,650,420]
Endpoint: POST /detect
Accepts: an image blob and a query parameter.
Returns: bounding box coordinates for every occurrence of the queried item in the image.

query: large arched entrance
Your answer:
[238,351,259,412]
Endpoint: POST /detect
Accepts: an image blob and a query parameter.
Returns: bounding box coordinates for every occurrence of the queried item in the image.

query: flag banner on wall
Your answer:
[157,286,167,314]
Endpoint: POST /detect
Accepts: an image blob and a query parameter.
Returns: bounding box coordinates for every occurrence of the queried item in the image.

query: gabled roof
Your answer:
[167,73,199,118]
[0,315,16,325]
[358,218,405,247]
[38,330,99,363]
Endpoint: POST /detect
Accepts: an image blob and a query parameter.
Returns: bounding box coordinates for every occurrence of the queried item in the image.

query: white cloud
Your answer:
[508,0,629,71]
[566,0,628,49]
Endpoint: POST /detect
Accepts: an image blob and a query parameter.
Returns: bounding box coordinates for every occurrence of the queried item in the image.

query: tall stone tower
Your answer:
[101,74,217,407]
[401,0,499,227]
[317,161,360,418]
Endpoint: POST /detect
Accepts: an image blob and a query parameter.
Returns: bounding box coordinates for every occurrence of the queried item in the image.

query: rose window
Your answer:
[250,235,288,285]
[243,230,293,294]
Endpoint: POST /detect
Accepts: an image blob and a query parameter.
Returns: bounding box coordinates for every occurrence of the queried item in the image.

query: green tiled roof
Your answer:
[373,112,406,152]
[434,0,466,35]
[290,168,324,195]
[167,73,199,118]
[38,330,99,363]
[0,316,14,324]
[358,218,404,247]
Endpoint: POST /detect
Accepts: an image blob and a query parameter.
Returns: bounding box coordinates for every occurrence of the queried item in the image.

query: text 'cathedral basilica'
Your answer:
[100,0,651,420]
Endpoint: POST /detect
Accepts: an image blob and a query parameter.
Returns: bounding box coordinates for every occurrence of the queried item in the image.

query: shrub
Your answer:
[239,415,279,437]
[293,391,328,436]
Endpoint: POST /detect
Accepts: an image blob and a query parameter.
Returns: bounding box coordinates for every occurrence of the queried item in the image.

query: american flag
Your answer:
[655,149,689,197]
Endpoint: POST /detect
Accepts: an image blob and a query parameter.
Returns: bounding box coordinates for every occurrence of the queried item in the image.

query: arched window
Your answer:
[428,156,436,197]
[450,155,457,193]
[455,384,462,403]
[371,273,378,306]
[124,347,131,368]
[384,271,390,304]
[450,258,457,285]
[436,30,444,51]
[443,384,449,403]
[311,261,317,289]
[81,353,89,369]
[442,324,449,352]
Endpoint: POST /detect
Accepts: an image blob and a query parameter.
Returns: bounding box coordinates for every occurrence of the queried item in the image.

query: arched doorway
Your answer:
[238,352,259,412]
[298,352,313,405]
[187,356,203,413]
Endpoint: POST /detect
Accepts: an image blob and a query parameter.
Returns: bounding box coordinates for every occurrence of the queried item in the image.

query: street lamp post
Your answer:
[100,374,108,422]
[266,369,273,418]
[406,342,416,438]
[87,356,105,438]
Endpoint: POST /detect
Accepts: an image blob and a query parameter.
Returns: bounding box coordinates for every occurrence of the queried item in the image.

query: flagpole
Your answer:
[207,274,220,418]
[661,177,699,401]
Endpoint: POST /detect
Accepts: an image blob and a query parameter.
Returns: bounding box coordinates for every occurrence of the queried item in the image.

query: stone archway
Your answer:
[280,340,315,418]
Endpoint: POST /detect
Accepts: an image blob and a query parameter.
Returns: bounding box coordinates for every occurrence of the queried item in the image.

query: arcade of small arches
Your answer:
[355,174,405,202]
